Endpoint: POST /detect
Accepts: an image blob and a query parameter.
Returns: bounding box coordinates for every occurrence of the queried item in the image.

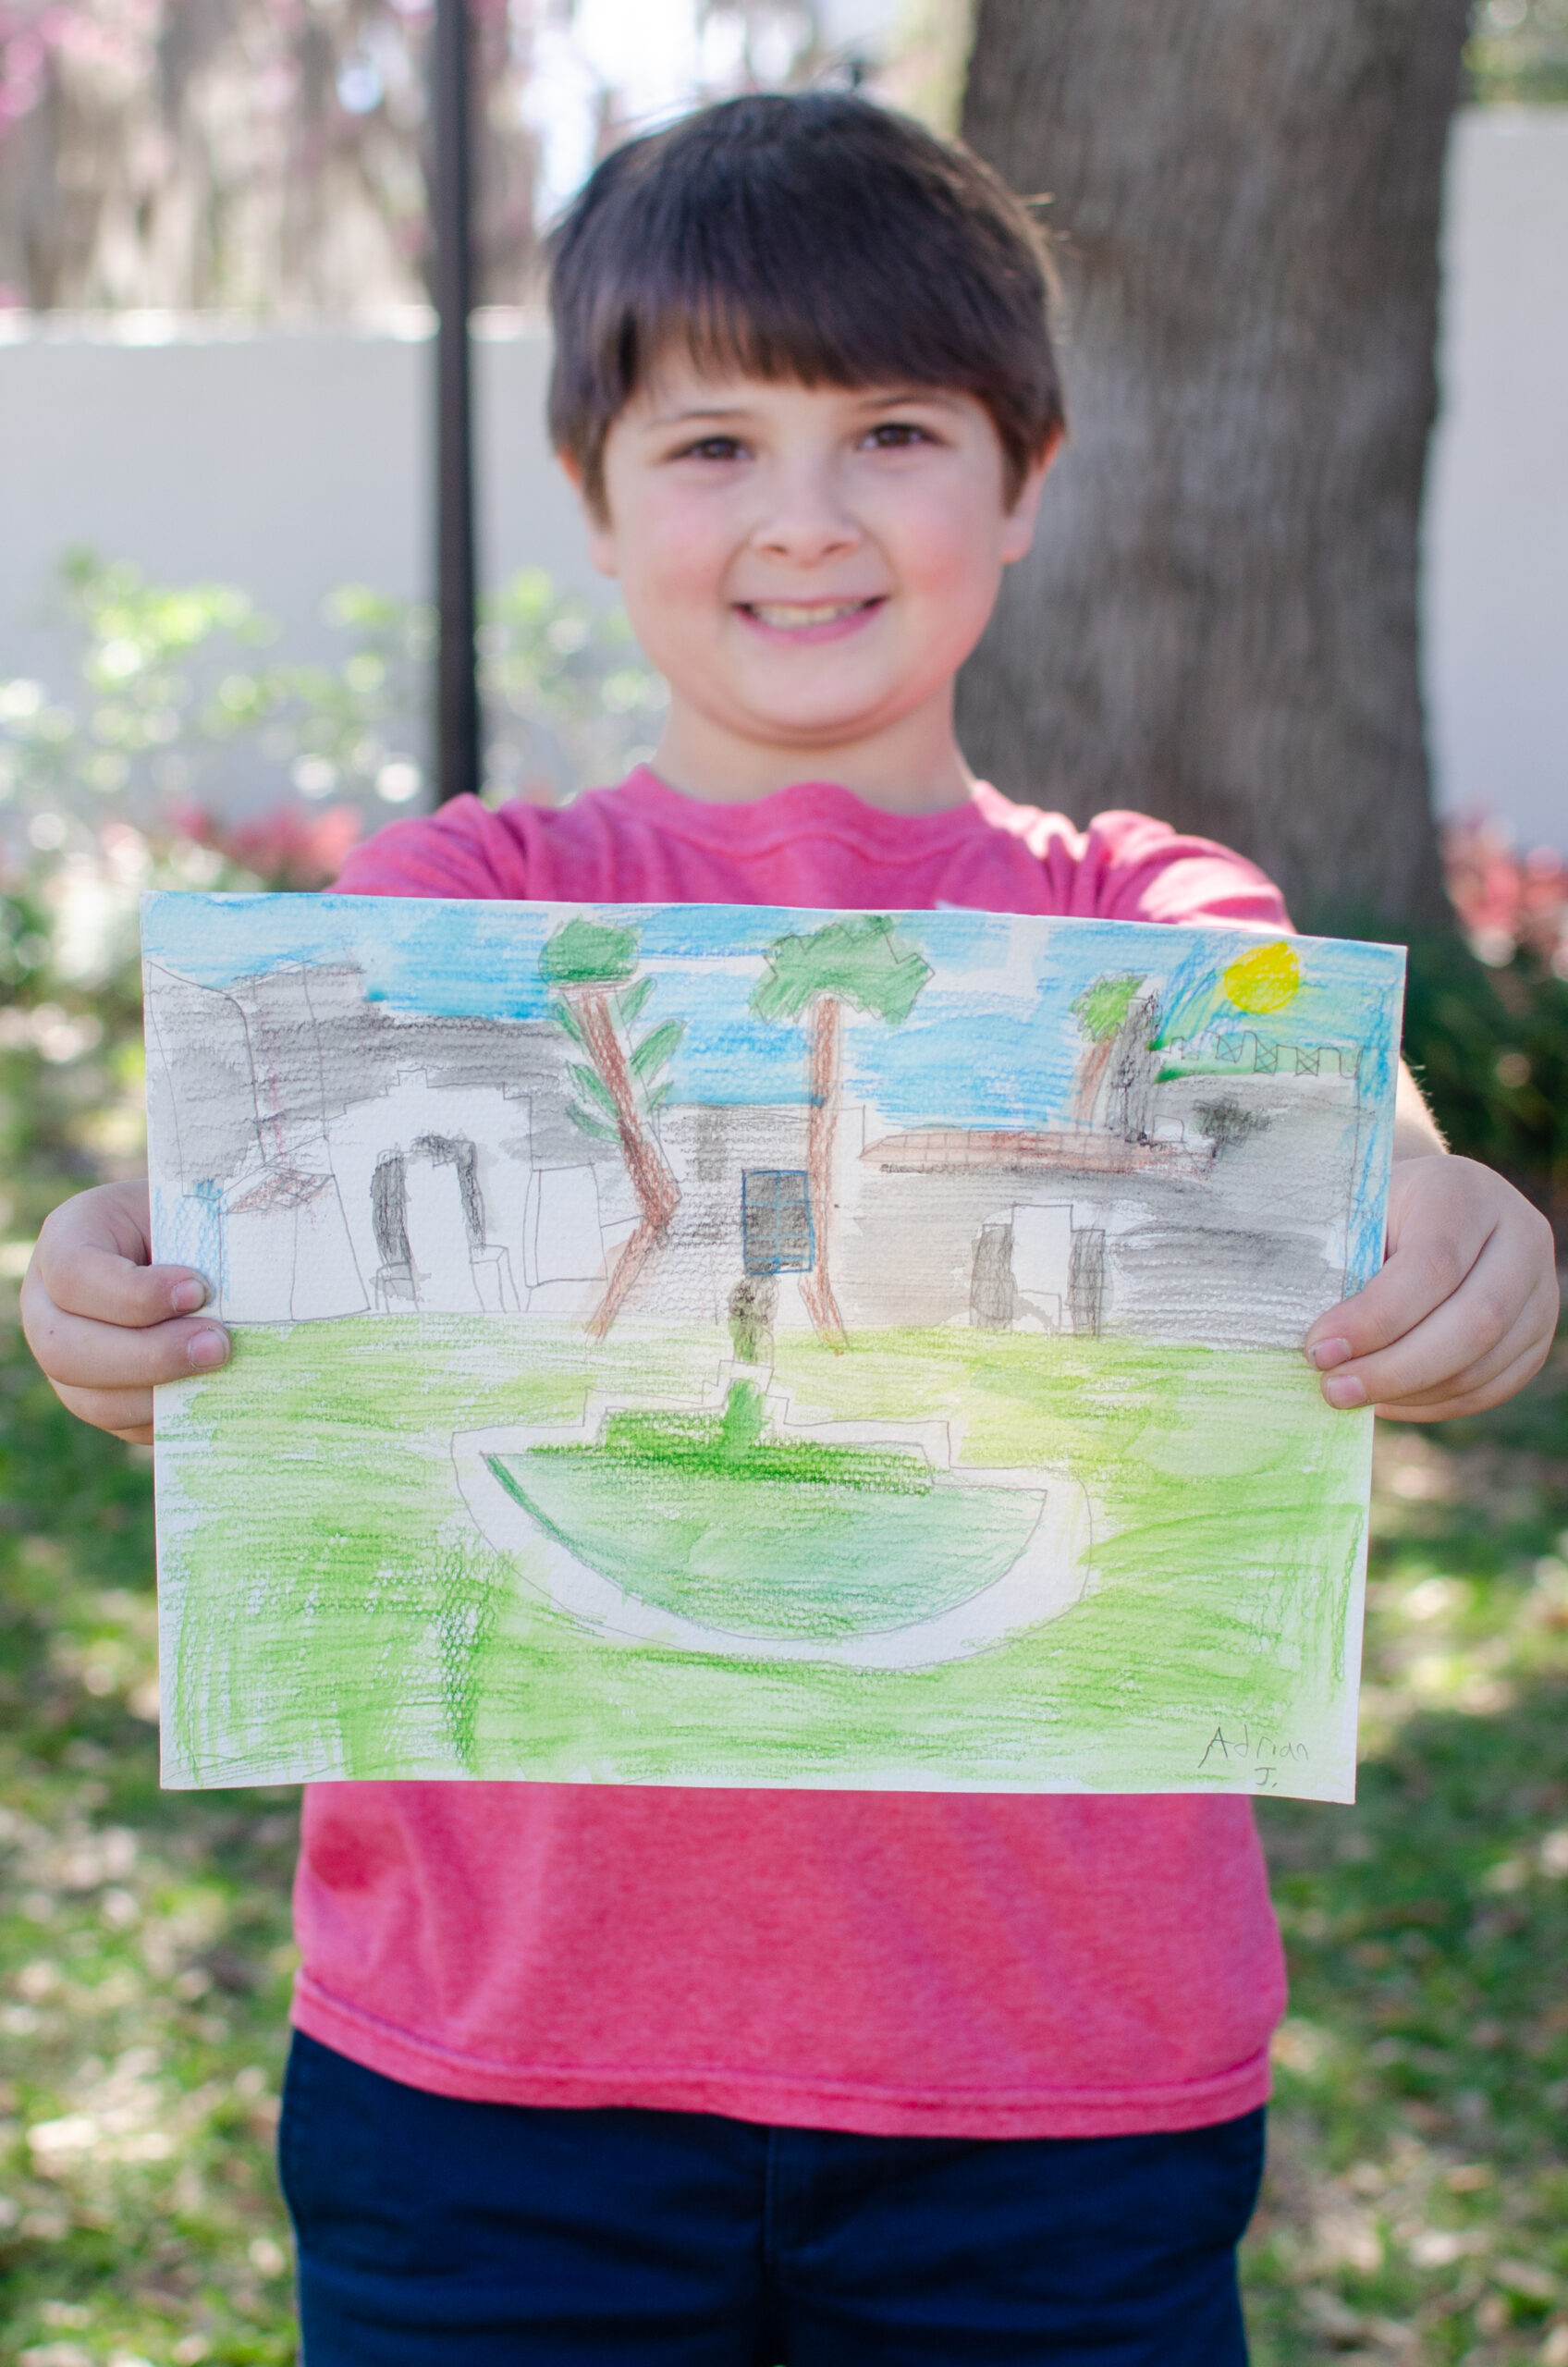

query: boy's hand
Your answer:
[1305,1156,1559,1421]
[20,1181,230,1446]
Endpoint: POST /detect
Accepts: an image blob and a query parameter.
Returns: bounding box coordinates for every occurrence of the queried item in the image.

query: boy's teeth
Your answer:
[749,600,867,629]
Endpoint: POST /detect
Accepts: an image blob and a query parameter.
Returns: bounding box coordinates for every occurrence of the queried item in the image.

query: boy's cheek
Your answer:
[616,522,736,621]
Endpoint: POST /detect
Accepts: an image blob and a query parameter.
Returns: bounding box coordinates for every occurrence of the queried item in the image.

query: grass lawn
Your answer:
[158,1318,1366,1796]
[0,1295,1564,2364]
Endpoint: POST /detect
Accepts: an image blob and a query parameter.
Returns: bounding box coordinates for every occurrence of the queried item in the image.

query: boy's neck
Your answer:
[643,700,979,816]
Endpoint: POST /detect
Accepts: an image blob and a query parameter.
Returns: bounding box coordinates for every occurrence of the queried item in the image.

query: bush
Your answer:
[1399,821,1568,1226]
[1402,937,1568,1222]
[0,549,665,865]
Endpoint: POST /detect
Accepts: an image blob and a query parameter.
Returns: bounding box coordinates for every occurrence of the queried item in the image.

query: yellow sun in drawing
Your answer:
[1221,940,1302,1015]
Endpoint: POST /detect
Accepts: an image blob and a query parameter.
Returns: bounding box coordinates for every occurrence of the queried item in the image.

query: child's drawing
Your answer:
[142,893,1405,1800]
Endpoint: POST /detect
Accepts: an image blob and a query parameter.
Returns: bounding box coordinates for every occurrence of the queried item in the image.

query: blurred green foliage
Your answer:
[0,1326,298,2366]
[479,570,667,803]
[2,552,319,829]
[1245,1338,1568,2364]
[1466,0,1568,103]
[0,857,150,1269]
[0,552,665,858]
[1403,938,1568,1222]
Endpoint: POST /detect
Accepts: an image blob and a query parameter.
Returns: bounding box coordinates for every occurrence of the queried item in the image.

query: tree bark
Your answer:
[958,0,1468,929]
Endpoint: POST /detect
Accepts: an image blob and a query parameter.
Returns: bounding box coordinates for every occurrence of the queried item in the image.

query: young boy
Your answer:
[23,92,1558,2366]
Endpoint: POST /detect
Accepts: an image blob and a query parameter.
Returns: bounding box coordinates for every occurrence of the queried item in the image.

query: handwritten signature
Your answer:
[1198,1721,1308,1789]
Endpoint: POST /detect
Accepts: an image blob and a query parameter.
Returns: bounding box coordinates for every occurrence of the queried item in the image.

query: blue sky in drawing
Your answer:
[142,891,1403,1147]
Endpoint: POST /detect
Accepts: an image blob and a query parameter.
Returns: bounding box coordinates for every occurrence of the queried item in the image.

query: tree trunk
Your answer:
[958,0,1467,929]
[567,985,680,1338]
[801,996,847,1349]
[1072,1034,1115,1126]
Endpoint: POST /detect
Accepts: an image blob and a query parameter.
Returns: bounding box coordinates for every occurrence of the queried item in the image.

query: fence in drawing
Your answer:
[142,895,1405,1799]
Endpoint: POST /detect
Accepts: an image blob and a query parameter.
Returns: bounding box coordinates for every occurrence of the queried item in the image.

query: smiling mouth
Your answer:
[741,598,884,631]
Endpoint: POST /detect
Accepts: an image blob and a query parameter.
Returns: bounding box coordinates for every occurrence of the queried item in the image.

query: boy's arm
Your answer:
[1304,1061,1560,1421]
[20,1181,229,1445]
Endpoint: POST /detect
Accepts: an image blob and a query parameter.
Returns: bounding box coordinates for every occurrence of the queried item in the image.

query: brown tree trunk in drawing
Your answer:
[566,985,680,1339]
[801,995,847,1350]
[957,0,1465,928]
[1072,1035,1116,1127]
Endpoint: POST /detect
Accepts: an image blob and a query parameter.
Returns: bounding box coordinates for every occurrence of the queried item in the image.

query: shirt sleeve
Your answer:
[331,793,529,900]
[1050,809,1293,932]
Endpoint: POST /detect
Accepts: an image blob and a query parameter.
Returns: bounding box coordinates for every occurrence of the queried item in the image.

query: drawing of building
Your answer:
[143,953,1370,1354]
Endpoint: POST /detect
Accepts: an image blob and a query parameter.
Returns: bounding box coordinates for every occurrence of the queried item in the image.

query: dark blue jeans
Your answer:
[279,2031,1264,2364]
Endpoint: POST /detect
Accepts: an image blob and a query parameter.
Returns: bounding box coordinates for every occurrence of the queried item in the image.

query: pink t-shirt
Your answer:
[293,770,1291,2140]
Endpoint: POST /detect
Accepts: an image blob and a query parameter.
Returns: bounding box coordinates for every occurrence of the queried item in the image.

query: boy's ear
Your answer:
[557,449,619,579]
[998,428,1062,568]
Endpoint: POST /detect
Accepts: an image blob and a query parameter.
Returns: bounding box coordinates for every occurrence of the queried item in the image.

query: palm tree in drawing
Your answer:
[543,916,682,1337]
[751,915,931,1348]
[1069,973,1143,1125]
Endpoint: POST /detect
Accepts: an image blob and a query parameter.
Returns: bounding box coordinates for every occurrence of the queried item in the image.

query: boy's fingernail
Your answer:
[170,1277,208,1315]
[187,1328,229,1371]
[1309,1337,1353,1370]
[1323,1373,1366,1409]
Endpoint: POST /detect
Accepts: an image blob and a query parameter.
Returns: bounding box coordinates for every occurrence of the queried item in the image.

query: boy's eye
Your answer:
[863,422,935,451]
[674,435,748,462]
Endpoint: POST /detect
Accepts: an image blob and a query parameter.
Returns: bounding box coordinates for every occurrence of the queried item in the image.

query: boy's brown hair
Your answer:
[546,92,1063,515]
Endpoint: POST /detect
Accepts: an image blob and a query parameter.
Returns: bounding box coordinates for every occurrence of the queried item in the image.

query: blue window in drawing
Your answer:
[741,1169,815,1275]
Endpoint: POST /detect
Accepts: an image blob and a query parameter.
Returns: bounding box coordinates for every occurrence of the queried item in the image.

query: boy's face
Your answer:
[571,362,1048,801]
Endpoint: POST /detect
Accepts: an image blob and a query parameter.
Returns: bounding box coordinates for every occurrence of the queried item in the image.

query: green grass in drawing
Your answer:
[156,1318,1369,1797]
[486,1380,1040,1638]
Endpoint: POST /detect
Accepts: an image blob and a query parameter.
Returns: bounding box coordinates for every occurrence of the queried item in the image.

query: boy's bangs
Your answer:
[548,94,1063,509]
[632,273,1001,414]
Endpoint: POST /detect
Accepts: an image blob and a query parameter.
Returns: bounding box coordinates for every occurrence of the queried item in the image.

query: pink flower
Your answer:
[166,799,363,890]
[1442,815,1568,975]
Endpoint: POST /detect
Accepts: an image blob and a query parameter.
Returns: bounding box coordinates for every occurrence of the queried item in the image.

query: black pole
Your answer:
[433,0,480,804]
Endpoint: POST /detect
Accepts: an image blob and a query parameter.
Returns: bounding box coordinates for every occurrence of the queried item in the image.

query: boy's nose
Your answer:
[751,465,863,562]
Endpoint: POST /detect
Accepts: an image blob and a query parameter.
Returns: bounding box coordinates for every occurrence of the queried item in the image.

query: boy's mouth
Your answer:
[739,597,884,634]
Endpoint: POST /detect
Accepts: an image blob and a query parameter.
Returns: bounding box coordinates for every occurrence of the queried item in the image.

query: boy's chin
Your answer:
[728,717,893,763]
[723,682,905,741]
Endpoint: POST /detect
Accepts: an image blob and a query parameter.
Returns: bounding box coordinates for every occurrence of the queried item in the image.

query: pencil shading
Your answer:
[142,893,1404,1801]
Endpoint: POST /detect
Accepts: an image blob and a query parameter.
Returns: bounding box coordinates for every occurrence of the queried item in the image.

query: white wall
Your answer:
[0,311,598,690]
[2,106,1565,849]
[1425,109,1568,853]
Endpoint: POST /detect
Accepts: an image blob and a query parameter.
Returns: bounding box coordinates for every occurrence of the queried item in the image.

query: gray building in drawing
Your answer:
[145,958,1366,1353]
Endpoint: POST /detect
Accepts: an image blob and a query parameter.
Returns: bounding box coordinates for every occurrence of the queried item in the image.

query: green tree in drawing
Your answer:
[1069,973,1145,1124]
[543,916,682,1337]
[751,915,931,1348]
